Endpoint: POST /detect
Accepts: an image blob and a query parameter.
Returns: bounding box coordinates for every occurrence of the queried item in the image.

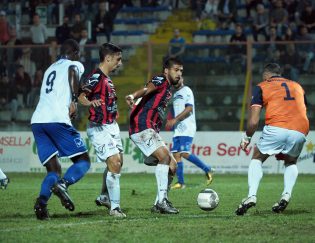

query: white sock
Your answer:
[155,164,169,203]
[0,168,6,180]
[106,171,121,210]
[282,164,298,196]
[248,159,263,197]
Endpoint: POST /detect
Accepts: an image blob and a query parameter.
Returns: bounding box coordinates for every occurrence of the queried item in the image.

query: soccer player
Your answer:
[31,39,91,220]
[166,77,213,189]
[235,63,309,215]
[0,168,9,189]
[125,57,183,214]
[78,43,125,218]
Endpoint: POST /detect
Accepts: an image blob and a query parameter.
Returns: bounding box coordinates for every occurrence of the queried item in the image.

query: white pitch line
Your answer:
[0,214,216,233]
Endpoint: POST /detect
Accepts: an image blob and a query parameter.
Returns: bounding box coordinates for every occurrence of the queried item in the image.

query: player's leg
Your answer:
[0,168,9,189]
[272,130,306,213]
[180,136,213,185]
[96,151,123,209]
[182,152,214,185]
[51,123,90,186]
[170,136,185,189]
[88,123,125,217]
[63,153,91,185]
[236,126,291,215]
[151,146,179,214]
[272,157,297,213]
[151,153,176,212]
[168,152,177,190]
[48,123,90,212]
[130,129,178,214]
[106,153,125,217]
[143,151,176,206]
[247,148,269,199]
[171,152,186,189]
[95,167,111,208]
[34,157,61,220]
[152,154,177,213]
[143,155,159,166]
[32,123,61,220]
[235,147,269,216]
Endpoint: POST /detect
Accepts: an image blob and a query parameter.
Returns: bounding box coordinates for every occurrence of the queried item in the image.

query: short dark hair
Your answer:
[60,39,79,56]
[163,57,183,70]
[99,43,122,62]
[263,63,281,75]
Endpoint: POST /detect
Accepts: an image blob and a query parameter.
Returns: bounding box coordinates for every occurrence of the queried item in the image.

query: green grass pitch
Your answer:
[1,173,315,242]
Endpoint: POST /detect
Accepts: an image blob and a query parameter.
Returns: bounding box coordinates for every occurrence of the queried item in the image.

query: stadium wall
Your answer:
[0,131,314,174]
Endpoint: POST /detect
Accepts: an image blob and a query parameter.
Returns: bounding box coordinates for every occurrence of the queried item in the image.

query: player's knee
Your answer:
[107,155,122,173]
[169,156,177,174]
[72,153,91,163]
[182,152,190,159]
[80,153,91,163]
[173,152,182,161]
[284,160,297,167]
[169,163,176,175]
[45,160,62,175]
[284,154,297,166]
[160,153,171,165]
[112,163,122,173]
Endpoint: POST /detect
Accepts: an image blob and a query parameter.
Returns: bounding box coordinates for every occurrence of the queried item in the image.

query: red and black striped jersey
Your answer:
[129,75,172,135]
[81,68,118,124]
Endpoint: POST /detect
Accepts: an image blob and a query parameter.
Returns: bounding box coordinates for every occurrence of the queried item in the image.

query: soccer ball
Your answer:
[197,188,219,211]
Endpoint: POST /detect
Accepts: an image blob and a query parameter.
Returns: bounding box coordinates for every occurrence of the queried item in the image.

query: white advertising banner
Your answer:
[0,131,314,174]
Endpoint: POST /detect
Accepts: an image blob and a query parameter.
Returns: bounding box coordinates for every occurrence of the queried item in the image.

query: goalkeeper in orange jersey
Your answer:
[235,63,309,215]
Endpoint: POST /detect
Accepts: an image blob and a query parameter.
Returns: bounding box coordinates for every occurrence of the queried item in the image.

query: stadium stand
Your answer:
[1,0,315,132]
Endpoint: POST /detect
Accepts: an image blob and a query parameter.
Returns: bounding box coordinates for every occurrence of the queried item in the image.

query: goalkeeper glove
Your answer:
[240,132,251,150]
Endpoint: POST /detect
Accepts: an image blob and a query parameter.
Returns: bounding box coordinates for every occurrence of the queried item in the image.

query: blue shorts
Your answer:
[171,136,193,154]
[31,123,87,165]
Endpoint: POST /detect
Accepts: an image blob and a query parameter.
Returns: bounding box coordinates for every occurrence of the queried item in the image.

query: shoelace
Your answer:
[164,199,174,207]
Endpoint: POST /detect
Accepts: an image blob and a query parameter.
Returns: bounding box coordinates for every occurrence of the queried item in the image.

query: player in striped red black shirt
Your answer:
[79,43,125,217]
[129,74,172,134]
[84,68,118,124]
[125,57,183,214]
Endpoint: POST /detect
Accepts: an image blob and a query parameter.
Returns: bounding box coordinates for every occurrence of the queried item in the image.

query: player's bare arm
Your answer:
[68,65,80,95]
[126,82,157,108]
[78,92,103,107]
[165,105,192,129]
[240,105,261,151]
[68,65,80,119]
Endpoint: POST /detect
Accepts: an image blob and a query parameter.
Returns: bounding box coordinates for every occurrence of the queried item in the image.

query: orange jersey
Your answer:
[251,76,309,135]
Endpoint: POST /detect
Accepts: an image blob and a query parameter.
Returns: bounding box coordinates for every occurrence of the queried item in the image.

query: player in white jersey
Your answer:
[0,168,9,189]
[166,78,213,189]
[31,39,91,220]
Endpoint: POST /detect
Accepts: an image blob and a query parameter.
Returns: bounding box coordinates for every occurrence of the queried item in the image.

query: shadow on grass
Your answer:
[1,208,310,222]
[248,209,311,216]
[52,210,101,219]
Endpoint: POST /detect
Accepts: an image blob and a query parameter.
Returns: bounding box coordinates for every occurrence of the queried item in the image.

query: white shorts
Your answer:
[87,121,123,162]
[257,125,306,157]
[130,128,166,157]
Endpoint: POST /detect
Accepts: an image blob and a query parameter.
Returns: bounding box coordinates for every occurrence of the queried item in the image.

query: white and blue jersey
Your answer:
[173,85,196,137]
[171,85,196,153]
[31,59,84,125]
[31,59,87,165]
